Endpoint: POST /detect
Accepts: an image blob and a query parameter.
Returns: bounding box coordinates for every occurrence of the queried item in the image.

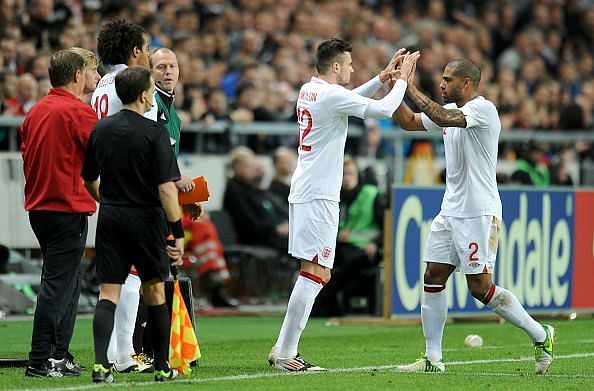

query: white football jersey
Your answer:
[288,77,372,203]
[91,64,157,121]
[421,96,502,219]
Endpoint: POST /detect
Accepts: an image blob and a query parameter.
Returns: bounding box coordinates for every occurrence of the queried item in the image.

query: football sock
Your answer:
[93,299,116,367]
[276,271,324,358]
[483,285,546,342]
[422,284,447,363]
[147,303,170,372]
[133,295,148,354]
[113,274,141,363]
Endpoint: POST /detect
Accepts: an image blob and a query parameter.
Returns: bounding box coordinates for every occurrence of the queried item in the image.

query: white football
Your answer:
[464,334,483,347]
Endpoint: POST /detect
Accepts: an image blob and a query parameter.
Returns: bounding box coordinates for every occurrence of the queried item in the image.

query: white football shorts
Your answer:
[423,214,501,274]
[288,199,339,269]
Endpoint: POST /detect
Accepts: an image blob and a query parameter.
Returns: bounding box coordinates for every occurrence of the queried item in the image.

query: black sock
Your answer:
[147,303,170,372]
[93,299,116,367]
[133,295,148,354]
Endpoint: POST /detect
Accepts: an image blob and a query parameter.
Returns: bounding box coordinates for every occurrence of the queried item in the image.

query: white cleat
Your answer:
[275,353,326,372]
[113,354,153,373]
[268,346,278,366]
[535,324,555,374]
[395,356,445,373]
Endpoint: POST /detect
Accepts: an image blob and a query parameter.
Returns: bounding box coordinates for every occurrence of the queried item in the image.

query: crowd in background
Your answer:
[0,0,593,183]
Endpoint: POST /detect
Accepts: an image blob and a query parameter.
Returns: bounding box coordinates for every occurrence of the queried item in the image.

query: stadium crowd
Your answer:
[0,0,592,172]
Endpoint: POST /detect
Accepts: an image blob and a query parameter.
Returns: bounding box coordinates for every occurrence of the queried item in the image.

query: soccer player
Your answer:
[267,38,418,371]
[392,58,555,374]
[83,66,183,383]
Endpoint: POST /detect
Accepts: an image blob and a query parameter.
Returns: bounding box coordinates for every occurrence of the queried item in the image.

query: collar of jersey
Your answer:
[155,84,174,98]
[109,64,128,73]
[311,76,328,84]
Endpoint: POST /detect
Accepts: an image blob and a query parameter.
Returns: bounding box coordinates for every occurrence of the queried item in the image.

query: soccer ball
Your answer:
[464,334,483,347]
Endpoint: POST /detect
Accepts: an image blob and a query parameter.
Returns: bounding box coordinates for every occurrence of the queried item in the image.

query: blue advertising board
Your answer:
[390,187,574,317]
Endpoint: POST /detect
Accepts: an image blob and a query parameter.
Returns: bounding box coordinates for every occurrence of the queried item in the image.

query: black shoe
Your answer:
[211,289,239,308]
[25,365,63,378]
[154,368,178,382]
[49,358,82,376]
[91,364,114,383]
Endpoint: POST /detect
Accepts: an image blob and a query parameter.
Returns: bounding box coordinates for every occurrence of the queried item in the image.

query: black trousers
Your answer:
[28,210,87,367]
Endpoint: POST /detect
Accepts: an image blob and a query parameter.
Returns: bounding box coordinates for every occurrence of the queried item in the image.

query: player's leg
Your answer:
[397,214,456,373]
[112,272,146,372]
[92,283,121,383]
[142,279,177,381]
[136,208,177,382]
[270,200,337,372]
[92,207,130,383]
[457,216,553,374]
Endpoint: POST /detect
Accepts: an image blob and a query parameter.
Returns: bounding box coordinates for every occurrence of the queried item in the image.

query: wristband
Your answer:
[168,219,184,239]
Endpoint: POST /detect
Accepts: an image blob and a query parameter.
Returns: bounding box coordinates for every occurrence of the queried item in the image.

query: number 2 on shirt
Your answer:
[297,107,312,151]
[93,94,109,119]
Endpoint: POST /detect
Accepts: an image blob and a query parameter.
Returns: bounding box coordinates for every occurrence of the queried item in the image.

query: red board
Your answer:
[572,190,594,309]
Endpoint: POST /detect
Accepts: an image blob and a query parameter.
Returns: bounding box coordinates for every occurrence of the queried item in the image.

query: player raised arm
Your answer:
[362,51,419,119]
[352,48,407,97]
[406,84,467,128]
[392,60,427,131]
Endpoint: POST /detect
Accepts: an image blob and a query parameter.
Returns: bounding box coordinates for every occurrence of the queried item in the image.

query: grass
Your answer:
[1,315,593,390]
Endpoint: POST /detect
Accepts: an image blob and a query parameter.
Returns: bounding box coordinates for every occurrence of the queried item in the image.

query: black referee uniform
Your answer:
[82,108,180,378]
[82,110,180,284]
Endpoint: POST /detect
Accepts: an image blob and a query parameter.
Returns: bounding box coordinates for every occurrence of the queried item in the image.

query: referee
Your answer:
[82,66,183,383]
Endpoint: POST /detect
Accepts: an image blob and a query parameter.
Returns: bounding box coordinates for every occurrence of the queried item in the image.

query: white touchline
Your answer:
[11,352,594,391]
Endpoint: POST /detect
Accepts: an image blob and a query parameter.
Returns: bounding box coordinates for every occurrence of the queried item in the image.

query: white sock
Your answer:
[275,272,324,358]
[107,324,117,363]
[422,285,447,363]
[484,285,546,342]
[115,274,141,362]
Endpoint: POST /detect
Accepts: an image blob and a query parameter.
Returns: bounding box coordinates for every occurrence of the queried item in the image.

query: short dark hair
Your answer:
[96,18,145,66]
[48,50,84,87]
[446,59,481,88]
[315,38,352,74]
[115,66,152,104]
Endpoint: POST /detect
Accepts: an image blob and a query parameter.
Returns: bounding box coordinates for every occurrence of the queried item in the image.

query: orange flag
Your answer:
[169,279,201,375]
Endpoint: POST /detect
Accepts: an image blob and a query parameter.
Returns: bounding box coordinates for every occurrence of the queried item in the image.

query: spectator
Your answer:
[181,212,237,308]
[268,146,296,212]
[20,49,96,378]
[4,73,37,115]
[223,146,288,252]
[510,140,550,187]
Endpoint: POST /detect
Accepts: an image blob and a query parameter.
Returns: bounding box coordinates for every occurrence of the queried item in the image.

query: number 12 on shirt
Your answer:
[297,106,312,152]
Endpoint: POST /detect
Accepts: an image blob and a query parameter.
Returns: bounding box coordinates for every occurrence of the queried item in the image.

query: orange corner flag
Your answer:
[169,279,201,375]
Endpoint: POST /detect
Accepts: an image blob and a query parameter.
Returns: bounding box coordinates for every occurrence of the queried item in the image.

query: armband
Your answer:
[168,219,184,239]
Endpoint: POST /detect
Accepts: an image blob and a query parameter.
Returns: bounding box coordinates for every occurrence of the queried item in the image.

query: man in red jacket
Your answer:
[20,50,97,378]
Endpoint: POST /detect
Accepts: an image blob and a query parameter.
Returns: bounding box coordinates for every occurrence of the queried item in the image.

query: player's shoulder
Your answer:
[465,96,497,112]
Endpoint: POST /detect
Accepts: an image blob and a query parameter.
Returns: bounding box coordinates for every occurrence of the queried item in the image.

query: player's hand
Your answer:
[167,237,185,265]
[176,176,195,193]
[398,51,421,83]
[379,48,407,83]
[183,202,204,221]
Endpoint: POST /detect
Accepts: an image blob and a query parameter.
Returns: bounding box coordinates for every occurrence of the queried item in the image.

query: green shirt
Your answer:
[155,85,181,156]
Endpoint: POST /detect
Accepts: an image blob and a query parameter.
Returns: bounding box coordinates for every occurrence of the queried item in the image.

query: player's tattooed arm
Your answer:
[406,86,467,128]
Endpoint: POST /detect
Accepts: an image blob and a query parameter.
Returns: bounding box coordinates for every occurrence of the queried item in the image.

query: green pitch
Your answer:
[1,316,593,390]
